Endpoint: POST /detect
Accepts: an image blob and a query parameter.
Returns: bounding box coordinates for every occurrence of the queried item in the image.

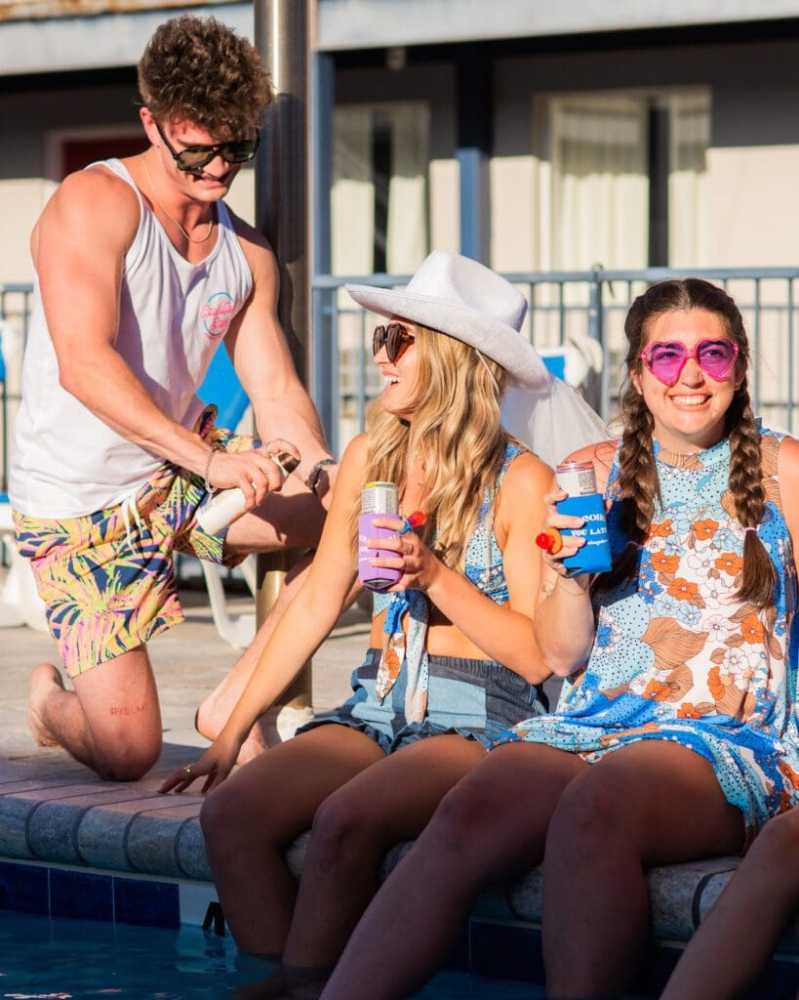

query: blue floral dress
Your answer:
[504,428,799,837]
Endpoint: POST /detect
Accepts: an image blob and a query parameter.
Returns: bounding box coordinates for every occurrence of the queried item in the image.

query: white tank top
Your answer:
[10,158,253,518]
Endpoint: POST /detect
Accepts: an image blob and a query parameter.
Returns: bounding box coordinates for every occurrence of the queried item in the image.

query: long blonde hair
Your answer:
[356,324,510,569]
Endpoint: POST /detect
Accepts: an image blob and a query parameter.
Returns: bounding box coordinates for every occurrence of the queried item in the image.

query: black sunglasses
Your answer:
[372,323,415,363]
[155,120,260,173]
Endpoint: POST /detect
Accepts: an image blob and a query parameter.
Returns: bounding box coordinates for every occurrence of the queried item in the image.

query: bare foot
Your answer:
[28,663,64,747]
[197,697,315,765]
[237,723,269,765]
[194,699,220,742]
[238,701,314,765]
[195,697,269,765]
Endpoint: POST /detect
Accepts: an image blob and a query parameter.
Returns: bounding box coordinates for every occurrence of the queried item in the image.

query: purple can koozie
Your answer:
[358,513,402,591]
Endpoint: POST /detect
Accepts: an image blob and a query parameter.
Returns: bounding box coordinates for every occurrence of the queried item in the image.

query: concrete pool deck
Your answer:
[0,575,796,991]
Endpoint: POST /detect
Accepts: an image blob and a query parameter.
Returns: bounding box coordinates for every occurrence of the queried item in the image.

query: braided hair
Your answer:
[606,278,775,609]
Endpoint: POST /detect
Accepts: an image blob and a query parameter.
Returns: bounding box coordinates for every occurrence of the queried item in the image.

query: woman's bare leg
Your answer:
[661,808,799,1000]
[195,553,314,753]
[543,741,744,1000]
[280,733,486,984]
[321,741,587,1000]
[200,724,383,956]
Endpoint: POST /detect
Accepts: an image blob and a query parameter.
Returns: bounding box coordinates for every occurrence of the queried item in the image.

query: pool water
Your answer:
[0,911,543,999]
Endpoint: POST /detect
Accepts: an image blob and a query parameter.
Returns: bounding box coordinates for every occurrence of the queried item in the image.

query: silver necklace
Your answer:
[142,161,214,244]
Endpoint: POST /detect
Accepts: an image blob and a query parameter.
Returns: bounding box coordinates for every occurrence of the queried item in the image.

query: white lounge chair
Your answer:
[0,495,48,632]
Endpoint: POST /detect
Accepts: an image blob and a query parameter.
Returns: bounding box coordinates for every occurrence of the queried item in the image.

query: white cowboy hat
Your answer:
[346,251,549,389]
[346,251,609,466]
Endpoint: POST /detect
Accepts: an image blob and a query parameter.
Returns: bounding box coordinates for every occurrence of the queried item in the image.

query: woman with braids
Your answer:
[160,252,606,995]
[321,278,799,1000]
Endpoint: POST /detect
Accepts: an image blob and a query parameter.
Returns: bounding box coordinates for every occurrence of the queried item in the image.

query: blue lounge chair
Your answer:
[196,349,257,649]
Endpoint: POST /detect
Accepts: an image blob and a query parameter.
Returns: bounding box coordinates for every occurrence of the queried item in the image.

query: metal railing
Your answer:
[3,268,799,483]
[312,267,799,455]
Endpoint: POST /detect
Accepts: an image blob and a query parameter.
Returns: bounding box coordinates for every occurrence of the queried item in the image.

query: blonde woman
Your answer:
[161,252,606,993]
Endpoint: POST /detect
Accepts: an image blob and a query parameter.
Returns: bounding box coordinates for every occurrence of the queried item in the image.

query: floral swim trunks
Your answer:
[13,407,251,677]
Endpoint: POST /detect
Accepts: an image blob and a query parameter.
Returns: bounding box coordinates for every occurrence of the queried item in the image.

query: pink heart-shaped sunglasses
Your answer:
[640,339,739,386]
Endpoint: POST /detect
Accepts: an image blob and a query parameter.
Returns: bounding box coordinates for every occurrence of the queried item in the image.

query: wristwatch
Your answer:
[305,457,337,497]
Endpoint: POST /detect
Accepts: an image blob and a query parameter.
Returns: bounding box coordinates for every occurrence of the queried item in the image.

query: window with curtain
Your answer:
[526,89,710,411]
[550,95,650,272]
[534,89,711,272]
[668,92,711,268]
[332,101,431,277]
[332,102,431,445]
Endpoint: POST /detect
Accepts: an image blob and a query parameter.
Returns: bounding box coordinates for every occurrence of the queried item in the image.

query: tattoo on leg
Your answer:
[109,702,147,717]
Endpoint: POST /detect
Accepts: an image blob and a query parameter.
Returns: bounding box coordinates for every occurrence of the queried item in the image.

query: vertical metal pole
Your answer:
[588,270,607,420]
[455,47,491,263]
[752,278,761,414]
[254,0,312,712]
[311,52,335,444]
[255,0,309,370]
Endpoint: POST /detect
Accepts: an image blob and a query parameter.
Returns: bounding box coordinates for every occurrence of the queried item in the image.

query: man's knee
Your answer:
[94,736,161,782]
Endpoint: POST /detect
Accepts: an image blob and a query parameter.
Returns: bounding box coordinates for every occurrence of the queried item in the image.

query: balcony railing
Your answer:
[312,267,799,455]
[3,268,799,488]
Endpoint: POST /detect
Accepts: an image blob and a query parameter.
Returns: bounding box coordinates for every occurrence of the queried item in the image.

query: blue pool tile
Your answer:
[51,868,113,922]
[0,861,49,915]
[114,876,179,928]
[469,920,543,983]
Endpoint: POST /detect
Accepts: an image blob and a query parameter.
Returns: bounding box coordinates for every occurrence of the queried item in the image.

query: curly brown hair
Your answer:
[138,15,273,138]
[604,278,776,609]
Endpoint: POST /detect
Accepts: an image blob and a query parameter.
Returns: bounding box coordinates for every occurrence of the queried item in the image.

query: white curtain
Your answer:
[550,96,649,271]
[331,102,430,447]
[669,92,711,267]
[332,107,374,277]
[387,103,430,274]
[332,101,430,277]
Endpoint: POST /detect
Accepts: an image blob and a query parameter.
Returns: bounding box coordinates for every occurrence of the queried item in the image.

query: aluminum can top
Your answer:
[555,460,598,497]
[361,481,399,514]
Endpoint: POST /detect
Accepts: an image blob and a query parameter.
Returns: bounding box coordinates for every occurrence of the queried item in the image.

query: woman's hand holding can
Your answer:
[368,512,438,592]
[536,486,589,577]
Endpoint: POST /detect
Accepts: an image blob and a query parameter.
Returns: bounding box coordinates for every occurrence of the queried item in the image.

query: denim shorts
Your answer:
[297,647,548,754]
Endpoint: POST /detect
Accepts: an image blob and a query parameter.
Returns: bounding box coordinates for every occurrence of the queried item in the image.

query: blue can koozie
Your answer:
[556,462,612,577]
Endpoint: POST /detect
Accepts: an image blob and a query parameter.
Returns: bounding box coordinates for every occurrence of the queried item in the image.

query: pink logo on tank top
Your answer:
[201,291,235,338]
